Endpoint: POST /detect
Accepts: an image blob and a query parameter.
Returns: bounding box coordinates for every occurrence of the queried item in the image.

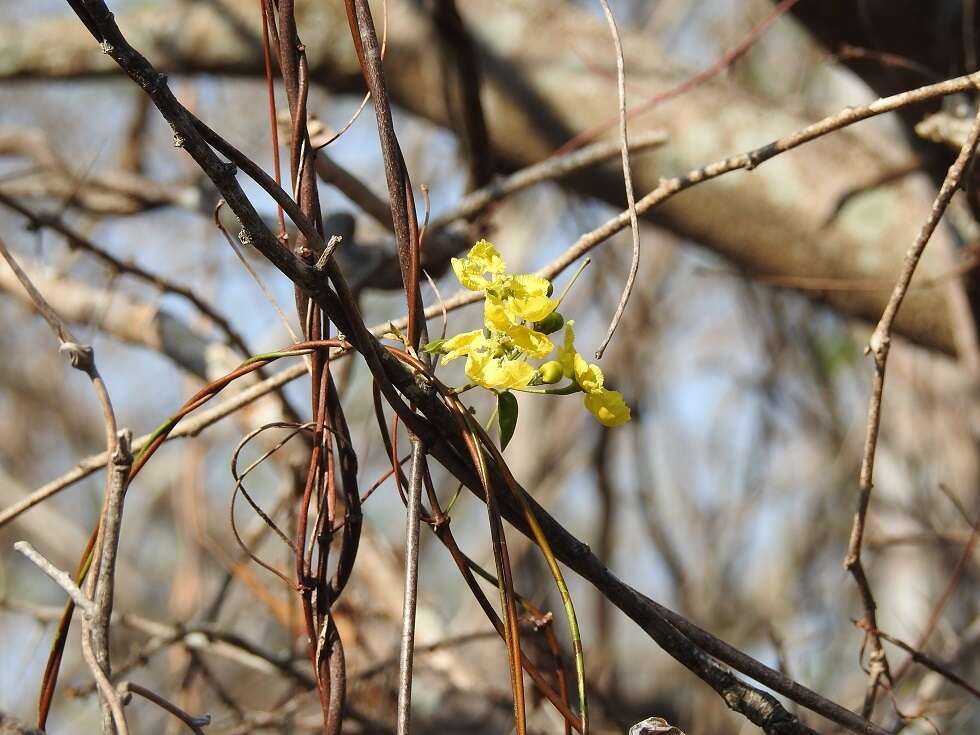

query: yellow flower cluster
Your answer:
[434,241,630,427]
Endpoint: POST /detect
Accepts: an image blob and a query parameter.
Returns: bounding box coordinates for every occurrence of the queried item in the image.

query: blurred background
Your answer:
[1,0,979,733]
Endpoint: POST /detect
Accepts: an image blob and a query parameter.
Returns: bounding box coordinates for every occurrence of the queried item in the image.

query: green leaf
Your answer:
[422,339,447,354]
[497,391,519,450]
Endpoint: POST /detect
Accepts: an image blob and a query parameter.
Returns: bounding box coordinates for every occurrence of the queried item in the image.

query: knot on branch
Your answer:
[59,341,94,372]
[113,428,134,467]
[427,510,450,530]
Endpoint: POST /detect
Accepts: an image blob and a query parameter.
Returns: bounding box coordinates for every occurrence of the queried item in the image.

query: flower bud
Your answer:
[534,311,565,335]
[538,360,563,384]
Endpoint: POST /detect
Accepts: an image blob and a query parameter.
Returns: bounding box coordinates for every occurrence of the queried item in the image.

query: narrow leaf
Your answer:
[498,391,519,450]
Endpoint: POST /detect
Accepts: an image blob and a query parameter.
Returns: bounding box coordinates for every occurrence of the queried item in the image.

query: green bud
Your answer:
[538,360,563,384]
[422,339,447,354]
[534,311,565,335]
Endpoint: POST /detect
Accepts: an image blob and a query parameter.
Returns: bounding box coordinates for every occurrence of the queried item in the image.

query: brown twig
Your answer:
[891,502,980,684]
[14,542,128,734]
[395,438,426,735]
[117,681,210,735]
[846,92,980,718]
[84,431,133,733]
[593,0,641,360]
[854,622,980,701]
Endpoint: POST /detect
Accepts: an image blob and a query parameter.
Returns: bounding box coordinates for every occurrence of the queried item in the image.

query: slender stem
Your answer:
[396,438,426,735]
[594,0,640,360]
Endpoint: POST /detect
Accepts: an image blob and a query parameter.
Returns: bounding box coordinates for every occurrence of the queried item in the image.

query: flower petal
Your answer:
[584,389,631,427]
[509,273,551,299]
[484,301,553,358]
[440,330,486,363]
[451,240,506,291]
[574,355,604,393]
[465,352,536,390]
[505,294,557,323]
[558,321,577,378]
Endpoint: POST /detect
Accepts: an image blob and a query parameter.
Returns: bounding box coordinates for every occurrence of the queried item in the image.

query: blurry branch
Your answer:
[322,130,667,290]
[115,683,209,735]
[858,624,980,701]
[426,0,495,193]
[0,190,254,363]
[118,93,152,174]
[424,130,668,231]
[896,615,980,729]
[0,127,208,215]
[848,101,980,717]
[0,711,46,735]
[0,251,231,379]
[0,360,307,530]
[2,598,316,692]
[630,421,687,605]
[5,0,972,352]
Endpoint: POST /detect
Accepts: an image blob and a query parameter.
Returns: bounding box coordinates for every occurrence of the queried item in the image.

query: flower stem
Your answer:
[555,258,591,307]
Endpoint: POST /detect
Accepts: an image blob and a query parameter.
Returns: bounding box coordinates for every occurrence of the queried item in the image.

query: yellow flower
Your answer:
[465,351,536,390]
[438,302,548,390]
[584,389,631,427]
[443,239,630,420]
[557,321,630,426]
[451,240,506,292]
[451,240,557,322]
[498,274,556,322]
[485,302,553,358]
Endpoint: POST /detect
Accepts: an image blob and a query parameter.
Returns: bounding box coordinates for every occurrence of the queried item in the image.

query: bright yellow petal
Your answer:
[558,321,577,378]
[511,327,553,358]
[465,352,535,390]
[451,258,490,291]
[505,294,557,323]
[574,355,604,393]
[484,301,513,332]
[440,330,486,363]
[482,358,536,390]
[464,350,491,385]
[468,240,505,274]
[584,389,631,427]
[509,273,551,299]
[450,240,506,292]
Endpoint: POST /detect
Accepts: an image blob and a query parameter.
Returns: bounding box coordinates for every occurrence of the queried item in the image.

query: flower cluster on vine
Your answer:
[425,240,630,428]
